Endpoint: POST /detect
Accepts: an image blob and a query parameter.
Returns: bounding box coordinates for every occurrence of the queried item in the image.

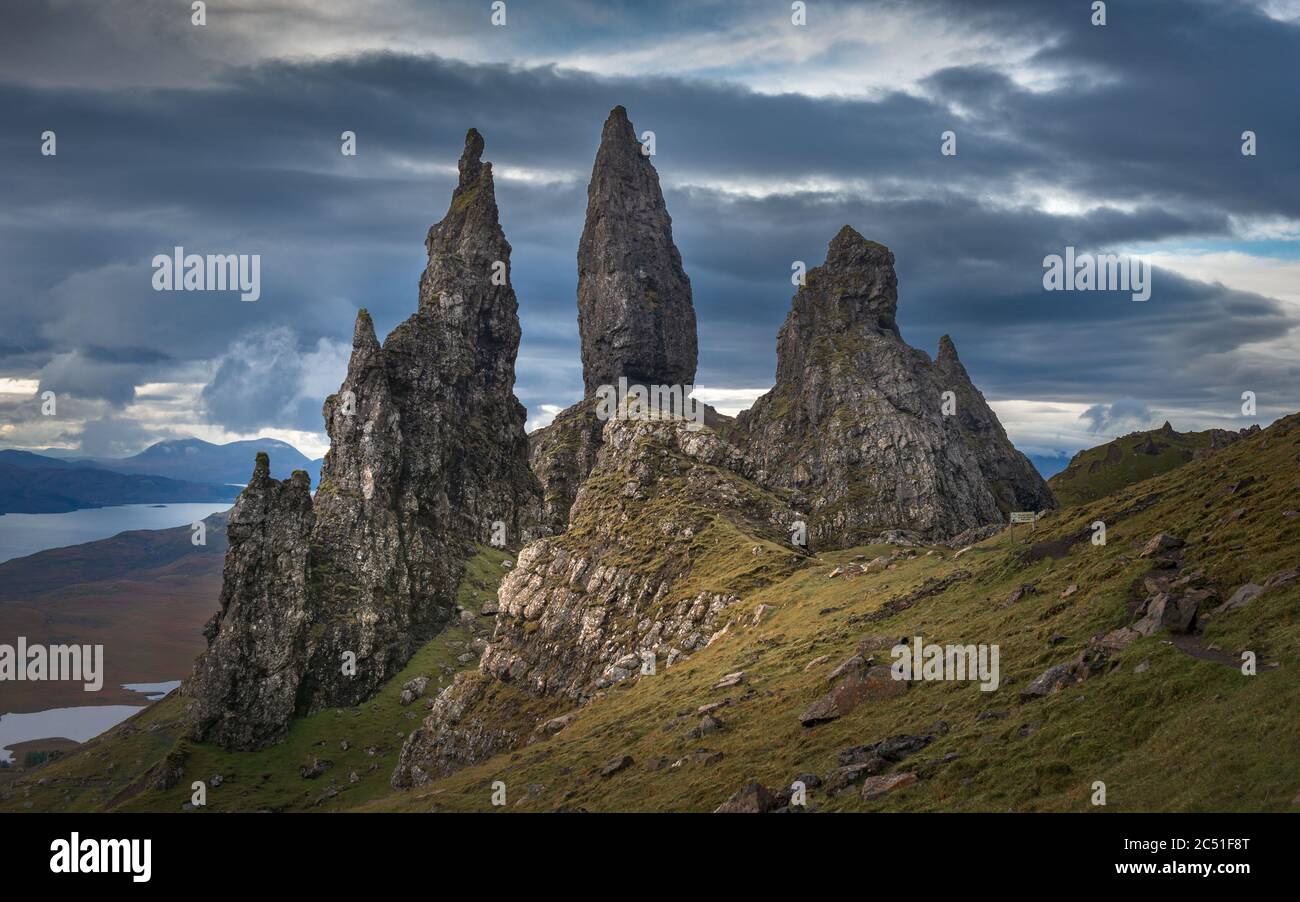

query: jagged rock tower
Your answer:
[531,106,701,530]
[576,105,697,394]
[736,226,1054,547]
[188,130,542,750]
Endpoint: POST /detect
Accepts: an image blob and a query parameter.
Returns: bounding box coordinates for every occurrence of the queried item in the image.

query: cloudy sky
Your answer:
[1,0,1298,470]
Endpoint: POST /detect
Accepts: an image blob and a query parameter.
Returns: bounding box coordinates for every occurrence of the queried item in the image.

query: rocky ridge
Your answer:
[188,130,541,749]
[736,226,1054,547]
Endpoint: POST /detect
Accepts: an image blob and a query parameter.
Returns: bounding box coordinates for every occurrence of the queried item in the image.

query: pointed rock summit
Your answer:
[577,106,698,395]
[188,131,542,749]
[737,227,1054,546]
[530,106,705,531]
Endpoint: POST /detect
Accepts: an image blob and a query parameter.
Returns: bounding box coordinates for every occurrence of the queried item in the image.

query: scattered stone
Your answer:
[803,654,832,672]
[860,772,917,800]
[799,661,905,726]
[1059,584,1078,599]
[840,732,932,766]
[600,755,634,778]
[299,758,333,780]
[1141,533,1185,557]
[1215,583,1265,616]
[1004,584,1037,606]
[399,677,429,706]
[1020,646,1111,701]
[1264,568,1298,589]
[712,671,746,690]
[714,782,777,814]
[1134,659,1151,674]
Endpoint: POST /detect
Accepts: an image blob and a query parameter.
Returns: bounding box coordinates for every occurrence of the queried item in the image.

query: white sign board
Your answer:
[1009,512,1036,524]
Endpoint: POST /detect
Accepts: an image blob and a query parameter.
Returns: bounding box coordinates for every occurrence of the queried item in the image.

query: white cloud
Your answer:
[691,385,769,417]
[0,378,39,396]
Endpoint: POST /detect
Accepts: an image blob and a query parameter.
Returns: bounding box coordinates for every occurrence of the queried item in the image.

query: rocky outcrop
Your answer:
[529,107,704,533]
[736,226,1053,547]
[392,416,808,785]
[189,130,542,748]
[934,334,1054,517]
[527,398,606,532]
[481,419,799,700]
[577,106,697,396]
[187,455,314,750]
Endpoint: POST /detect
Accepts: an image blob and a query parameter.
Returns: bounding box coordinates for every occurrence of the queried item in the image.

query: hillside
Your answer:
[1048,421,1251,507]
[5,412,1297,813]
[0,514,228,712]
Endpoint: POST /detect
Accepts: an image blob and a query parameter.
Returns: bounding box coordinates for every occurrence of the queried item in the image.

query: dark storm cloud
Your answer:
[0,0,1297,451]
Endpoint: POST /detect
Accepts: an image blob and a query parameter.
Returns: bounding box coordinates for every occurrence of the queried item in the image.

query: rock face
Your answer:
[530,106,704,532]
[527,398,606,531]
[187,455,314,750]
[391,416,807,786]
[188,130,542,749]
[577,106,697,396]
[736,226,1054,546]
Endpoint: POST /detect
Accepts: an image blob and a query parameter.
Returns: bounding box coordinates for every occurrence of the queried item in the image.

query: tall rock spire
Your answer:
[577,106,697,395]
[189,130,543,747]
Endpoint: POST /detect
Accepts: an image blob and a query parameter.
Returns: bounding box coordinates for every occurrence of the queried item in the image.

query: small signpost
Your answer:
[1010,511,1036,541]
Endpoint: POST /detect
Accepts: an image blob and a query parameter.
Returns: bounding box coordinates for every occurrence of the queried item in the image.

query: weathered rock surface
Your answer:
[530,106,713,533]
[482,419,800,701]
[799,657,906,726]
[392,416,807,783]
[527,398,606,532]
[577,106,697,397]
[735,226,1054,547]
[714,781,778,813]
[186,455,314,749]
[390,672,523,787]
[189,130,542,749]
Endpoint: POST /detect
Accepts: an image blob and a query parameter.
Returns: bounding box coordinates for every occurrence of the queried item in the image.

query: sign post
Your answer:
[1010,511,1036,541]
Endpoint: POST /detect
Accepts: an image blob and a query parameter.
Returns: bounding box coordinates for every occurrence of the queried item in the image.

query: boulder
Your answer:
[860,772,918,800]
[714,782,777,814]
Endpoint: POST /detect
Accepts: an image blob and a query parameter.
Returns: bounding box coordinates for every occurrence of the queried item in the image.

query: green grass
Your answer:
[1049,424,1220,507]
[0,547,512,813]
[6,416,1299,814]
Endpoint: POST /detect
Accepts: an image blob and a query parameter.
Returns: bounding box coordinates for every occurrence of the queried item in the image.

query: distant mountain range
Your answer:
[0,438,323,514]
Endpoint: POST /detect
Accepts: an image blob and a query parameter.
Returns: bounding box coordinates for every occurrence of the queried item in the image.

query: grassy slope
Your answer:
[0,547,510,812]
[6,417,1299,813]
[355,415,1299,813]
[1049,425,1220,507]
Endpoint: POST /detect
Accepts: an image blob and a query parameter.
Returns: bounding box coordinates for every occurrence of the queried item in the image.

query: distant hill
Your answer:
[0,510,228,599]
[1,438,324,489]
[1048,421,1254,507]
[90,438,322,487]
[0,449,81,469]
[0,513,228,712]
[1028,453,1071,480]
[0,463,239,514]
